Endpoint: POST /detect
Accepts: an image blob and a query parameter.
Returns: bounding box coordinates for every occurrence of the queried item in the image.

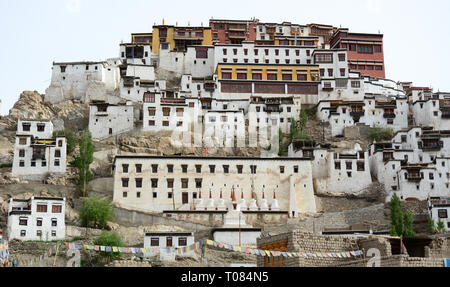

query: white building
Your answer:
[112,155,317,217]
[159,46,215,78]
[119,43,152,66]
[12,120,67,180]
[7,197,66,241]
[317,96,408,137]
[428,197,450,232]
[411,92,450,130]
[369,127,450,202]
[45,61,121,104]
[89,101,135,139]
[144,232,195,261]
[289,141,372,195]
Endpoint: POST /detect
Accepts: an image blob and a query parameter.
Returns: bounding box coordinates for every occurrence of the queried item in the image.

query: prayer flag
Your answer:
[206,240,214,246]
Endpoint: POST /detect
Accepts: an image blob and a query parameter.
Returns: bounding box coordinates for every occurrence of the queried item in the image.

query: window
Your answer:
[280,166,285,174]
[166,237,173,247]
[22,123,31,131]
[349,44,356,51]
[19,137,27,145]
[42,161,46,167]
[294,166,299,173]
[237,73,247,80]
[37,204,47,213]
[181,164,188,173]
[254,49,259,55]
[143,93,155,103]
[250,165,257,174]
[282,74,292,81]
[51,218,57,227]
[176,108,184,117]
[19,150,25,157]
[167,164,174,173]
[222,72,232,79]
[252,73,262,80]
[123,191,128,198]
[37,230,42,237]
[52,205,62,213]
[357,161,365,171]
[122,178,129,188]
[136,178,143,188]
[358,45,373,54]
[328,69,333,77]
[223,165,229,173]
[315,54,333,63]
[151,179,158,188]
[438,209,448,218]
[54,150,61,158]
[297,73,307,81]
[148,108,156,116]
[135,164,142,173]
[237,165,243,174]
[209,165,216,173]
[374,45,382,53]
[37,124,45,132]
[178,237,187,246]
[151,238,159,247]
[267,73,277,81]
[36,218,42,226]
[351,81,360,88]
[335,161,341,170]
[167,179,174,189]
[168,192,173,199]
[122,164,129,173]
[195,179,202,188]
[320,69,325,77]
[429,173,434,180]
[152,164,158,173]
[340,68,346,77]
[181,179,188,189]
[20,230,26,237]
[31,160,36,167]
[137,192,141,198]
[54,159,60,167]
[19,218,28,226]
[195,165,202,173]
[223,49,227,55]
[162,108,170,116]
[338,53,346,61]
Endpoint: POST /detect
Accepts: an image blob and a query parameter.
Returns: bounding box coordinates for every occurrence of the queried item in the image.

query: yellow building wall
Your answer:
[152,27,160,54]
[217,64,320,82]
[202,29,213,46]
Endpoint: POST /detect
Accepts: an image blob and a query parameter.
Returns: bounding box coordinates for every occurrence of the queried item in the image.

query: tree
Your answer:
[299,109,308,135]
[53,129,77,155]
[437,219,446,234]
[403,212,416,237]
[94,231,123,263]
[390,193,416,237]
[80,196,114,230]
[368,126,394,142]
[73,130,94,197]
[390,193,404,237]
[428,218,436,235]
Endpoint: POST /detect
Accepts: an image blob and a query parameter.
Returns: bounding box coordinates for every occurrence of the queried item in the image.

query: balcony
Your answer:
[266,106,281,113]
[204,83,216,92]
[422,144,442,151]
[173,32,204,40]
[441,111,450,118]
[228,31,246,39]
[228,25,247,32]
[350,111,365,117]
[407,176,422,182]
[322,85,334,91]
[161,98,186,104]
[383,113,396,119]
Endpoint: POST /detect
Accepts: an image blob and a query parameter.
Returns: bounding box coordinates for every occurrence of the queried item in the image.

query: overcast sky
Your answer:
[1,0,449,115]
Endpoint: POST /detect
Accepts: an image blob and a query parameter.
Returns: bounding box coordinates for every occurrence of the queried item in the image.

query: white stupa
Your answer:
[195,190,206,210]
[206,189,216,210]
[259,190,269,211]
[217,189,227,211]
[271,190,280,211]
[239,189,247,210]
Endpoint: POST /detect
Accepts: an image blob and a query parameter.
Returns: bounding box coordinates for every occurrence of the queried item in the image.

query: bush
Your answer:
[368,126,394,142]
[0,163,12,168]
[94,231,124,262]
[79,196,114,230]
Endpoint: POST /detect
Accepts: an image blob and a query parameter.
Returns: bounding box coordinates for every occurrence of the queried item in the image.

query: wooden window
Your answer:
[252,73,262,80]
[195,178,202,188]
[148,107,156,116]
[19,218,28,226]
[267,73,277,81]
[36,204,47,213]
[294,166,299,173]
[52,205,62,213]
[178,237,187,246]
[340,68,346,77]
[152,164,158,173]
[237,165,243,174]
[51,218,57,227]
[335,161,341,170]
[166,237,173,247]
[135,164,142,173]
[143,92,155,103]
[222,72,232,79]
[181,165,188,173]
[237,73,247,80]
[250,165,257,174]
[181,179,188,189]
[320,69,325,77]
[176,108,184,117]
[195,165,202,173]
[346,162,353,170]
[223,165,229,174]
[151,179,158,188]
[19,150,25,157]
[55,150,61,158]
[280,166,285,174]
[282,74,292,81]
[167,164,174,173]
[135,178,143,188]
[167,179,174,189]
[209,165,216,173]
[37,124,45,132]
[162,108,170,116]
[254,49,259,55]
[151,238,159,246]
[122,178,129,188]
[314,54,333,63]
[338,53,346,61]
[36,218,42,226]
[358,44,373,54]
[19,137,27,145]
[328,69,333,77]
[438,209,448,219]
[357,161,365,171]
[351,81,360,88]
[297,74,307,81]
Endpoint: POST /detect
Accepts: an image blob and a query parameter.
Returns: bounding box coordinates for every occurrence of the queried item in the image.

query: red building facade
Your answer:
[329,29,385,78]
[209,19,257,44]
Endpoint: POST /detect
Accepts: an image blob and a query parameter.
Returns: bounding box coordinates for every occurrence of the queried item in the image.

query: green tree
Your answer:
[403,211,416,237]
[94,231,123,263]
[289,117,299,142]
[73,130,94,197]
[299,109,308,135]
[437,219,446,234]
[390,193,404,237]
[80,196,114,229]
[390,193,416,237]
[428,218,436,235]
[368,126,394,142]
[53,129,77,155]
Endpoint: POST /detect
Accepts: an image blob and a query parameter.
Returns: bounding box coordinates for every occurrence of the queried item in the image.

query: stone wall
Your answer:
[425,237,450,258]
[357,236,392,257]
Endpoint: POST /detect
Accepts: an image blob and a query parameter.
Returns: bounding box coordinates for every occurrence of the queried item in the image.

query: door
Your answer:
[182,193,189,204]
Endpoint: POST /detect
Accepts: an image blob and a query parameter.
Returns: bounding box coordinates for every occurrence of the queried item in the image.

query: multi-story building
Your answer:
[329,28,385,78]
[12,120,67,180]
[411,92,450,130]
[112,155,317,217]
[209,19,258,45]
[369,127,450,202]
[289,140,372,195]
[7,196,66,241]
[45,60,121,104]
[317,96,408,137]
[144,232,195,260]
[89,101,136,139]
[428,197,450,232]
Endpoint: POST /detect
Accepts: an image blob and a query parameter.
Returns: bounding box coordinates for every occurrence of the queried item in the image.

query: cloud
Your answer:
[366,0,382,13]
[67,0,81,13]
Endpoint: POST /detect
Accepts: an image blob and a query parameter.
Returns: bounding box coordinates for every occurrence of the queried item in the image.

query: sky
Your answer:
[1,0,449,116]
